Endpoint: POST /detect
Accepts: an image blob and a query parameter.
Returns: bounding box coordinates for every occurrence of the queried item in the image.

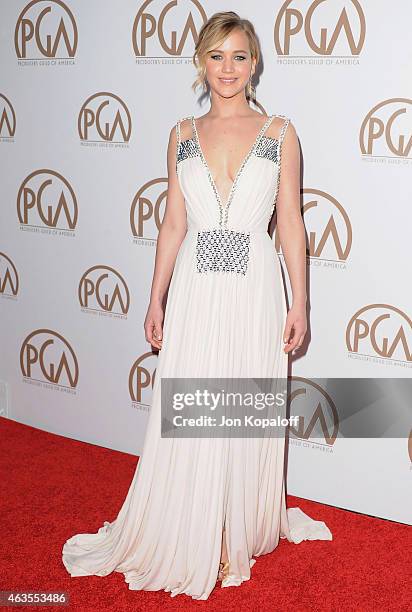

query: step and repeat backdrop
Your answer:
[1,1,411,524]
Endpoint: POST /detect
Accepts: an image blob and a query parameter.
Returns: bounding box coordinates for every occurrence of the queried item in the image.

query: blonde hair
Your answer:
[192,11,260,98]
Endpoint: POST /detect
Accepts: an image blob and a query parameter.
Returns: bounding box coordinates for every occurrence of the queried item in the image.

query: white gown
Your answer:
[62,113,332,600]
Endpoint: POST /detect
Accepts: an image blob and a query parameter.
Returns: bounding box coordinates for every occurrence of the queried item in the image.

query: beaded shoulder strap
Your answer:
[270,115,291,220]
[175,115,193,156]
[175,115,193,173]
[277,115,290,145]
[273,114,290,144]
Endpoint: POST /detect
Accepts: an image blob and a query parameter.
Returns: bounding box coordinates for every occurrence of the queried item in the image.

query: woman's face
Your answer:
[203,28,256,99]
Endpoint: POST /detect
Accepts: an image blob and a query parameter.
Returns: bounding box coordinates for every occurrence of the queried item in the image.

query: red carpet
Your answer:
[0,417,409,611]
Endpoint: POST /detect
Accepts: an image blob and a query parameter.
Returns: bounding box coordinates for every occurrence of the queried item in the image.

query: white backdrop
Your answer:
[1,1,411,525]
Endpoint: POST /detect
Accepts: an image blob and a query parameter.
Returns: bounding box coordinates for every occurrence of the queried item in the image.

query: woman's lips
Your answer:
[219,78,237,84]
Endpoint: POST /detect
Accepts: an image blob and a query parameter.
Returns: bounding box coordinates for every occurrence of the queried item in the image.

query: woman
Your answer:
[62,11,332,600]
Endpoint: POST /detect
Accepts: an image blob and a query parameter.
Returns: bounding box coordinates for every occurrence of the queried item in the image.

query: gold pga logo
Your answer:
[275,188,352,263]
[78,265,130,316]
[129,352,158,411]
[17,169,78,233]
[132,0,207,59]
[360,98,412,159]
[78,93,132,143]
[0,252,19,298]
[346,304,412,364]
[289,376,339,446]
[20,328,79,389]
[274,0,365,57]
[15,0,78,60]
[130,178,168,244]
[0,94,16,139]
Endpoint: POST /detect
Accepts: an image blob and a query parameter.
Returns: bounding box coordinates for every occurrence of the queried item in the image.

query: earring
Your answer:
[248,76,256,102]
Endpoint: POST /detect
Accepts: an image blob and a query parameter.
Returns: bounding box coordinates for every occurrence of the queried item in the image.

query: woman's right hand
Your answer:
[144,302,164,350]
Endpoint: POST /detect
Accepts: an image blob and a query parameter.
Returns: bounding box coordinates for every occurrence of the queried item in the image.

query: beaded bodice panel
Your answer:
[178,134,280,165]
[175,113,290,276]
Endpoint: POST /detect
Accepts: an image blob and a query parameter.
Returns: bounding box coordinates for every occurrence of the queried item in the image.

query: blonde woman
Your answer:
[62,11,331,600]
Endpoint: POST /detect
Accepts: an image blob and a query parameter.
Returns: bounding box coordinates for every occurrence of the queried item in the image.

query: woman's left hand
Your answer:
[283,303,307,354]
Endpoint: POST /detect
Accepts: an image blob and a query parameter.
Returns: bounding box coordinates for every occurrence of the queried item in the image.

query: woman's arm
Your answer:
[276,122,307,354]
[144,123,187,350]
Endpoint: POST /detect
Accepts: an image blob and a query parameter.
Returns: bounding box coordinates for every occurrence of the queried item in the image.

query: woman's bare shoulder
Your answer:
[167,115,193,148]
[177,115,194,142]
[266,114,296,141]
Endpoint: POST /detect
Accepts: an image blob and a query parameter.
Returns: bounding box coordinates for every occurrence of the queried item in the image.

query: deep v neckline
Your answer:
[191,114,274,213]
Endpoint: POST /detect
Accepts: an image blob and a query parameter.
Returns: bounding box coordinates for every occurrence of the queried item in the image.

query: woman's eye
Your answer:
[209,55,247,61]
